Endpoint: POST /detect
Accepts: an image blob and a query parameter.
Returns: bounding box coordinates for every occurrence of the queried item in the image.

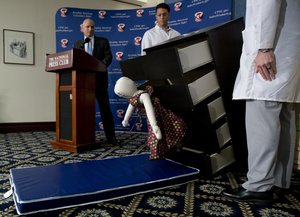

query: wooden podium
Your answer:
[46,48,106,152]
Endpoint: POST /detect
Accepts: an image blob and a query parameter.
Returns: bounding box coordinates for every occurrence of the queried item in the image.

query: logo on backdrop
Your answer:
[134,36,142,46]
[116,51,124,61]
[117,23,125,32]
[136,9,144,17]
[98,11,106,19]
[60,8,68,17]
[99,122,104,130]
[194,12,203,22]
[174,2,182,11]
[60,39,68,48]
[135,123,143,131]
[117,109,124,118]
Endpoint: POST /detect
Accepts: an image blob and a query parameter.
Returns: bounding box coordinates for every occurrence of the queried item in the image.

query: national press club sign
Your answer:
[55,0,232,132]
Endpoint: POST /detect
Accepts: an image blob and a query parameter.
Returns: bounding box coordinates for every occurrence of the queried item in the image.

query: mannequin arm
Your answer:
[139,93,162,140]
[151,125,162,140]
[122,104,135,127]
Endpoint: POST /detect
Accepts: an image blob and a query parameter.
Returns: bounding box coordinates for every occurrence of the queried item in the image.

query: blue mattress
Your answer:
[9,154,199,215]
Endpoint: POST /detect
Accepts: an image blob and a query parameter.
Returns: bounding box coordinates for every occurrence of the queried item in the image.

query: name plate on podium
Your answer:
[46,48,106,73]
[46,51,72,71]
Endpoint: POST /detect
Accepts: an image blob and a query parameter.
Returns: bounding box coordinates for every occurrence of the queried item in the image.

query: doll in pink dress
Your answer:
[114,77,186,160]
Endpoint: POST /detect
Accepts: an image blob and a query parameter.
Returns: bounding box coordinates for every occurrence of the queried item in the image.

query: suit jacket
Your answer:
[74,36,112,91]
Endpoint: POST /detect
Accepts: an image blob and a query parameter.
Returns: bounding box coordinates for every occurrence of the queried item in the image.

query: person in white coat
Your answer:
[222,0,300,202]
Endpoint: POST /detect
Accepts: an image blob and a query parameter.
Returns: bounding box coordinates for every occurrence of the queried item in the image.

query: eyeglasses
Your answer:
[156,12,168,17]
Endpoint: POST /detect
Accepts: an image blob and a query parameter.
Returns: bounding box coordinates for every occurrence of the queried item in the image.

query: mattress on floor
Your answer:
[9,153,199,215]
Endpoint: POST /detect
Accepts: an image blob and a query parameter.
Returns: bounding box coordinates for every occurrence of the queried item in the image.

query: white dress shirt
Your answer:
[141,24,180,55]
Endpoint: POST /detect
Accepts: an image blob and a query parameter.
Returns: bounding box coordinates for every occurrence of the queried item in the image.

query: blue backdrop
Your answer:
[55,0,232,133]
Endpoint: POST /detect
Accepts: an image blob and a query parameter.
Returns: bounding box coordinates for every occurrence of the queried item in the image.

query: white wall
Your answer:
[0,0,162,123]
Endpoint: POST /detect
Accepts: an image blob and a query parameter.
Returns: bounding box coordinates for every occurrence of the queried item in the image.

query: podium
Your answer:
[46,48,106,152]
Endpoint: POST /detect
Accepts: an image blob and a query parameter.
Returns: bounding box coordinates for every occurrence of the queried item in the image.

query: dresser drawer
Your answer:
[188,70,220,106]
[170,144,235,175]
[210,145,235,174]
[153,70,220,111]
[216,123,231,148]
[178,40,213,73]
[207,97,226,123]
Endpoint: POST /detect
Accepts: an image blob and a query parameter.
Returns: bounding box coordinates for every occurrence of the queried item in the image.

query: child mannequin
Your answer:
[114,77,186,160]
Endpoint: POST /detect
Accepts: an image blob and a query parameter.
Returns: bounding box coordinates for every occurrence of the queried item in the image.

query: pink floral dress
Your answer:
[128,86,186,160]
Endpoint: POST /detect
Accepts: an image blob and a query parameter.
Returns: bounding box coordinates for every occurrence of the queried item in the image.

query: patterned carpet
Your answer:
[0,131,300,216]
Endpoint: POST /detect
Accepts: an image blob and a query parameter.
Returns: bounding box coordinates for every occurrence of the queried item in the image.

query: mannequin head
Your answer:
[114,77,137,99]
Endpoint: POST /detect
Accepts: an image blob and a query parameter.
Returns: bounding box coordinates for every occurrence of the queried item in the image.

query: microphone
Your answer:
[80,37,91,49]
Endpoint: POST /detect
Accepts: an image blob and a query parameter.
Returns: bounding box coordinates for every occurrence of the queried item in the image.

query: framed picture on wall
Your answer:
[3,29,35,65]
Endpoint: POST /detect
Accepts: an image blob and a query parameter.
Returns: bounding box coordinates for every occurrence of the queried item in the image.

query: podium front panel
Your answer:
[59,91,72,141]
[60,71,72,86]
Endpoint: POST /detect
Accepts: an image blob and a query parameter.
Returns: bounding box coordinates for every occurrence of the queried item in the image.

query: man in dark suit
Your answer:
[74,18,118,146]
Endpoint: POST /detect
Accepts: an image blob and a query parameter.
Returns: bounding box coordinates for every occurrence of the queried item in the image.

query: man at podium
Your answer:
[74,18,119,146]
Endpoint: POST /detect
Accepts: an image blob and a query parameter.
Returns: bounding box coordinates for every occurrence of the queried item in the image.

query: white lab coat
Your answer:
[233,0,300,102]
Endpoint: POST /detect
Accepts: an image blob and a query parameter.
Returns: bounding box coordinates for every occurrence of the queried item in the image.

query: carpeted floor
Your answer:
[0,131,300,216]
